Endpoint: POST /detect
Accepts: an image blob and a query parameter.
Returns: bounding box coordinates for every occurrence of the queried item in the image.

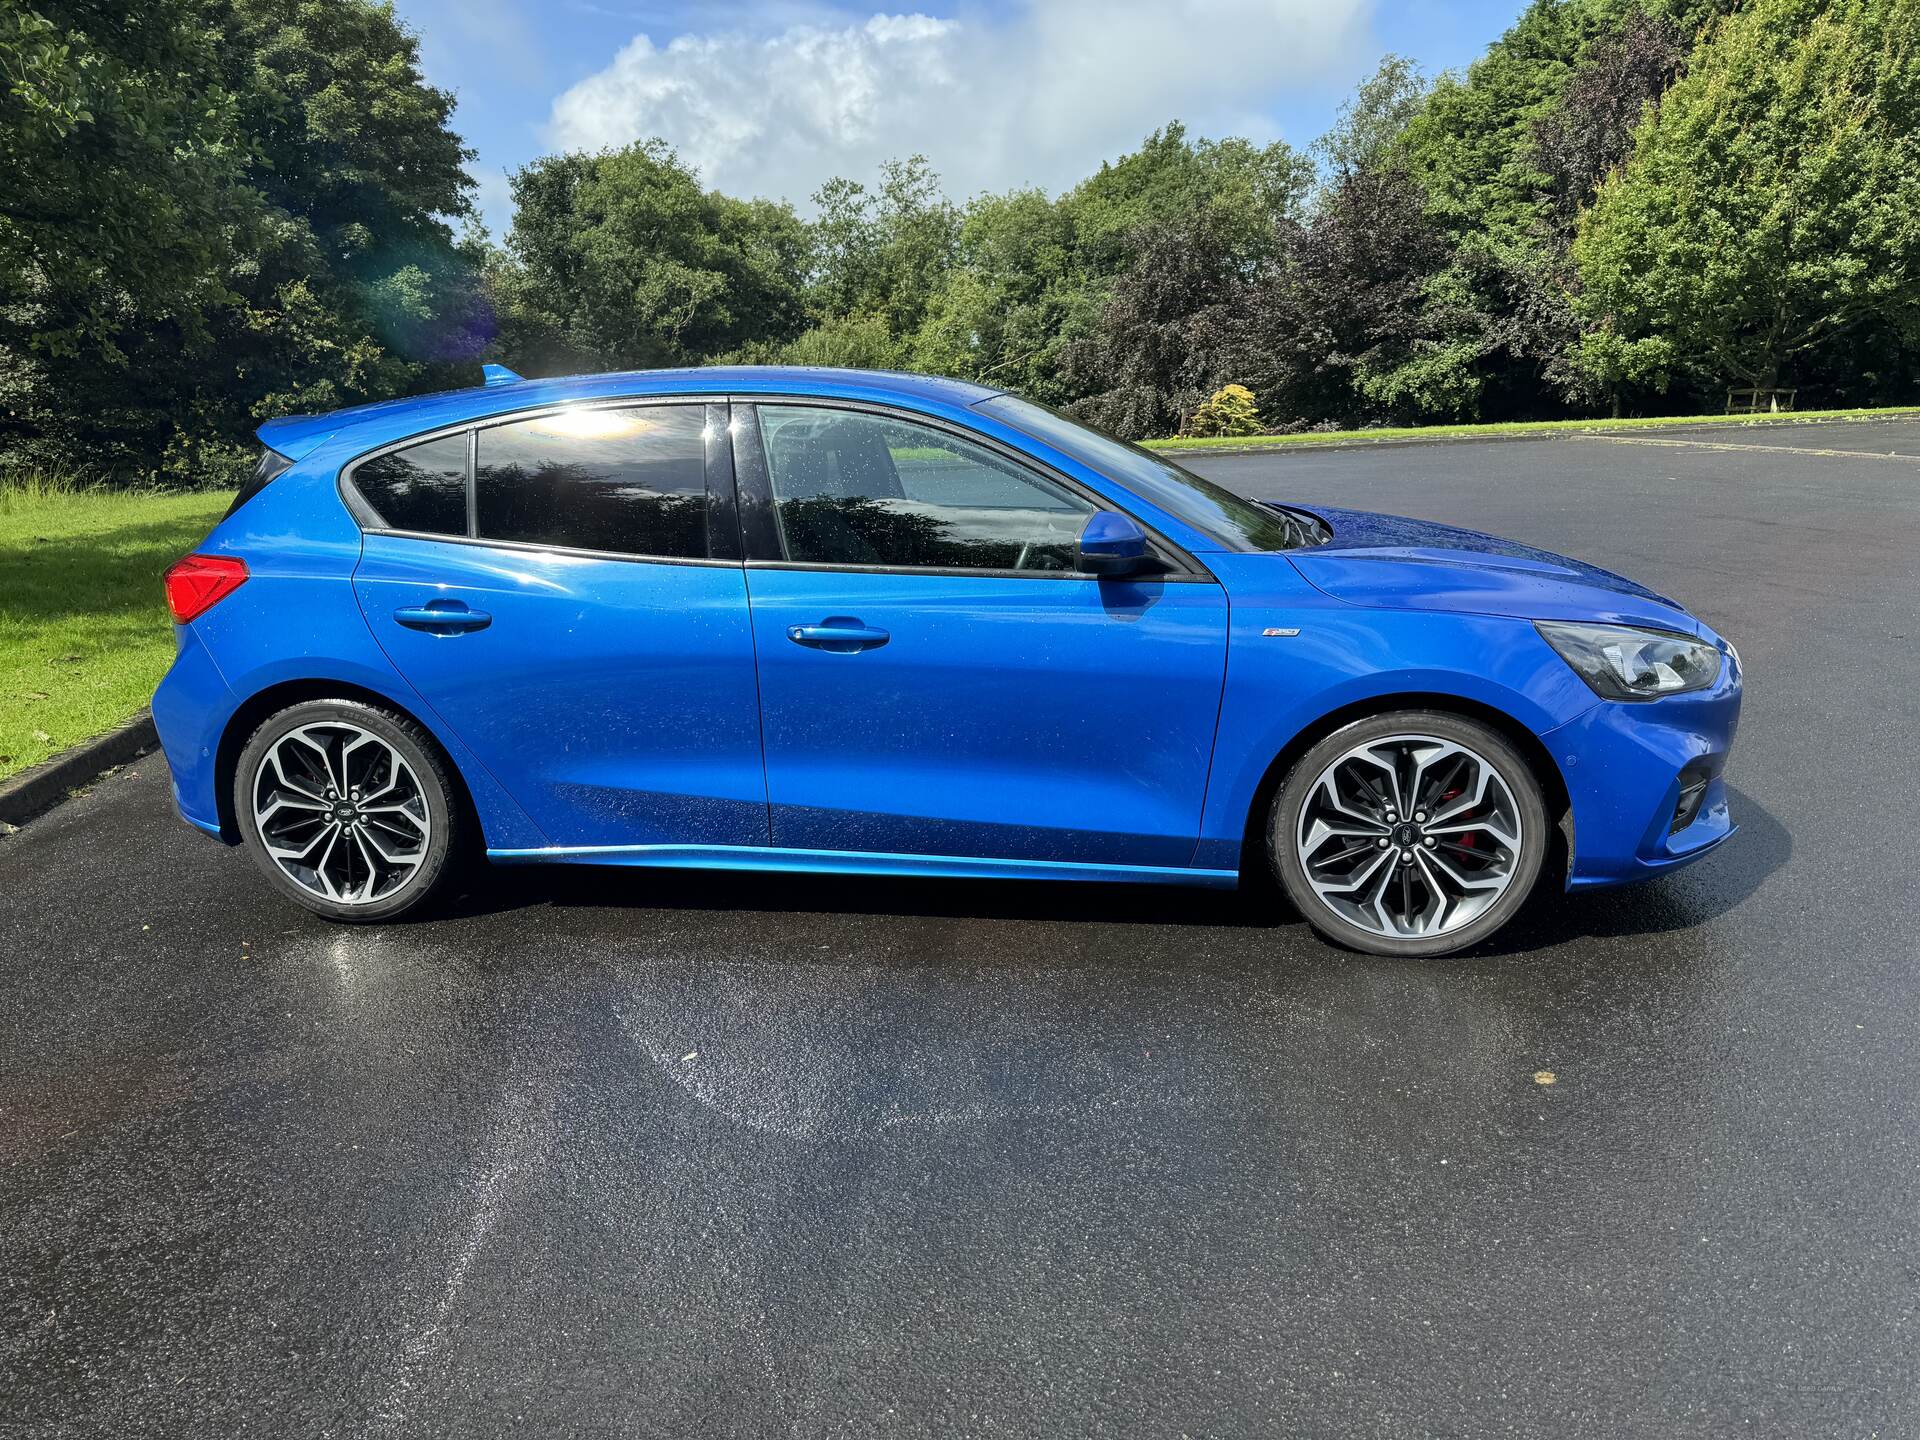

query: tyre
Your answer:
[234,698,463,922]
[1269,710,1548,958]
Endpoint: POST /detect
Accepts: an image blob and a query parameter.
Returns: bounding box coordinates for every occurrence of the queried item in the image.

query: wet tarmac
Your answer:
[2,418,1916,1436]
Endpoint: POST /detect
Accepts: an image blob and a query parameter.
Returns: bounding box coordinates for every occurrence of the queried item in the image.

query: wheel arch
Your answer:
[1236,691,1574,885]
[213,679,481,846]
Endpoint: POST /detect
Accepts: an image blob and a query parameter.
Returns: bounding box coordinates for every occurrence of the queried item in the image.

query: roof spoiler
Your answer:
[481,362,525,387]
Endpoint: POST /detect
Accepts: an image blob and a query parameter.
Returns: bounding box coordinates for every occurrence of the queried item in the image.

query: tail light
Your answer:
[164,554,248,623]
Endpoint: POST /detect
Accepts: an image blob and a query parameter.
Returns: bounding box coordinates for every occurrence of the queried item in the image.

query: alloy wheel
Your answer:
[1295,733,1524,941]
[250,721,432,906]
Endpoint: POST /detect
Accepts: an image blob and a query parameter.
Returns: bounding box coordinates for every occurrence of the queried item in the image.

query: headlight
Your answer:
[1535,621,1722,701]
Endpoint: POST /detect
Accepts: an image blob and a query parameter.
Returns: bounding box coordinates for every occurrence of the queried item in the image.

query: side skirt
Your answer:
[485,842,1242,890]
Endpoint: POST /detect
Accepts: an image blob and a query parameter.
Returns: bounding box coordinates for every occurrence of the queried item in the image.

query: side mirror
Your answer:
[1075,511,1154,579]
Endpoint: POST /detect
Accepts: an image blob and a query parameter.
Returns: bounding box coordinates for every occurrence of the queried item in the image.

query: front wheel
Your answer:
[1270,711,1548,958]
[234,699,463,922]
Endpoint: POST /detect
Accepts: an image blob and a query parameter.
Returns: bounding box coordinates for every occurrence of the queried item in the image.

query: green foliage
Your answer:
[497,141,809,375]
[1574,0,1920,395]
[1401,0,1730,240]
[810,156,959,343]
[1064,207,1255,438]
[906,187,1083,402]
[1185,384,1262,437]
[746,126,1310,425]
[0,0,484,485]
[1317,54,1432,181]
[772,313,902,371]
[6,0,1920,477]
[0,2,246,369]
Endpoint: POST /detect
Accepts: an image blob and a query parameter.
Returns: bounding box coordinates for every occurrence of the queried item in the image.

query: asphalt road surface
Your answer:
[4,418,1918,1438]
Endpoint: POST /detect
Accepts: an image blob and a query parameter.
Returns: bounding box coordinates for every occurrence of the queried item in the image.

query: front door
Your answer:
[735,402,1229,869]
[351,400,767,849]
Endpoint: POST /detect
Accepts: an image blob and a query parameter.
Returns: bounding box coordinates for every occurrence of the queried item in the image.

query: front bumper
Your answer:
[1544,647,1743,889]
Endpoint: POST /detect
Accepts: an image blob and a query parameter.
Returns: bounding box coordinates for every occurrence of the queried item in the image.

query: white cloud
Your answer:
[546,0,1373,206]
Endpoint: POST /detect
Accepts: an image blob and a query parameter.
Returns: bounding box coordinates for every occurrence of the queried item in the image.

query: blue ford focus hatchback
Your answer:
[154,366,1741,956]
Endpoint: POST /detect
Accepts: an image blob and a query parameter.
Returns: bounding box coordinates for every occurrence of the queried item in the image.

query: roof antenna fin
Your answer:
[481,362,525,387]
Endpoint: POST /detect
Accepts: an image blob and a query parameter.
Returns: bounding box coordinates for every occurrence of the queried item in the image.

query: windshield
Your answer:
[975,394,1319,551]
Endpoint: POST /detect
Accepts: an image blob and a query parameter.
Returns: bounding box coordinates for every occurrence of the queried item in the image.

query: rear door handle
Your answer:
[393,601,491,634]
[786,618,890,653]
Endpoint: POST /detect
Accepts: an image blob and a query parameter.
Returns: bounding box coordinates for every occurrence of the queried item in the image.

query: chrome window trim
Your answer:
[739,558,1208,584]
[360,527,741,570]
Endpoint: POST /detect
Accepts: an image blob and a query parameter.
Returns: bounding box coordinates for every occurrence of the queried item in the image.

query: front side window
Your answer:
[977,394,1315,552]
[758,406,1094,571]
[352,434,468,536]
[475,405,709,559]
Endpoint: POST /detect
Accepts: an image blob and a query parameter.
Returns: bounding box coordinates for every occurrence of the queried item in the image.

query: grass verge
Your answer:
[1,481,233,782]
[1143,403,1920,451]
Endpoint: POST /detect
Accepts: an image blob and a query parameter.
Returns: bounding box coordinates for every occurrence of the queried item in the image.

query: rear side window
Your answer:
[475,406,709,559]
[352,435,468,536]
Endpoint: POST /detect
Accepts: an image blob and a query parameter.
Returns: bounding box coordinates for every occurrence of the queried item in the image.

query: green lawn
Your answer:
[0,482,233,782]
[1144,403,1920,451]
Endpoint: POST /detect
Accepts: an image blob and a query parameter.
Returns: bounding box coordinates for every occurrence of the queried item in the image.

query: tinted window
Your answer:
[759,406,1093,571]
[475,406,709,558]
[352,435,468,536]
[977,394,1306,552]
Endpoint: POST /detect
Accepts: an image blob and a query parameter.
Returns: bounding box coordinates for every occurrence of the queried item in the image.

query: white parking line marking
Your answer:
[1572,433,1920,463]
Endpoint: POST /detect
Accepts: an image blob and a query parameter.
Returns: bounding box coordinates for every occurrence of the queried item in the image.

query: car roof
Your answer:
[258,366,1008,462]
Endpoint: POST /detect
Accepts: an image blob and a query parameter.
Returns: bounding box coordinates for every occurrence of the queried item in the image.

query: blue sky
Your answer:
[390,0,1530,235]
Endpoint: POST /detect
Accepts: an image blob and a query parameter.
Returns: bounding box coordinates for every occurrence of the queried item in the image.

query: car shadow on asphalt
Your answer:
[450,861,1289,931]
[439,785,1788,960]
[1479,783,1789,957]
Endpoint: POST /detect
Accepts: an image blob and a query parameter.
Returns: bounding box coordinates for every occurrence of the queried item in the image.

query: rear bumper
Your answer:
[1545,653,1742,889]
[152,626,238,841]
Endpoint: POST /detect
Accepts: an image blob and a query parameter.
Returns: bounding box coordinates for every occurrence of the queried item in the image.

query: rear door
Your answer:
[734,401,1230,869]
[350,400,768,850]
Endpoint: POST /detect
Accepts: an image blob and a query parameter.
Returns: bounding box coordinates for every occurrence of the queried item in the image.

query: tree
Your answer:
[1574,0,1920,395]
[1532,7,1688,227]
[1067,124,1309,277]
[0,1,248,471]
[1,0,489,481]
[1380,0,1746,418]
[497,141,809,375]
[1063,209,1253,439]
[808,155,959,344]
[1038,125,1310,427]
[205,0,488,428]
[1316,54,1431,182]
[795,128,1309,410]
[1246,160,1485,426]
[1400,0,1735,243]
[0,2,244,359]
[908,187,1081,401]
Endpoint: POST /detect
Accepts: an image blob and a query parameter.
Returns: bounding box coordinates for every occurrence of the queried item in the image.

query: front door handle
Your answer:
[394,601,491,634]
[786,617,890,653]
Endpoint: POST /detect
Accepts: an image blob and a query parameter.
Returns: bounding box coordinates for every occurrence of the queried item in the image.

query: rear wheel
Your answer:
[234,699,462,922]
[1270,711,1547,958]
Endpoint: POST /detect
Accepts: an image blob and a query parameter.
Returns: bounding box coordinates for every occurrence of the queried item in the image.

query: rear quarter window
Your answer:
[350,435,469,536]
[224,447,294,519]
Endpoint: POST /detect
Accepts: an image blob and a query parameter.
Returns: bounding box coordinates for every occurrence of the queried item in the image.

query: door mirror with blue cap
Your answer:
[1075,511,1156,578]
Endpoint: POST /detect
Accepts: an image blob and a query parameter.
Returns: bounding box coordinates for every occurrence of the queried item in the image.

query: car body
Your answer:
[154,365,1741,955]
